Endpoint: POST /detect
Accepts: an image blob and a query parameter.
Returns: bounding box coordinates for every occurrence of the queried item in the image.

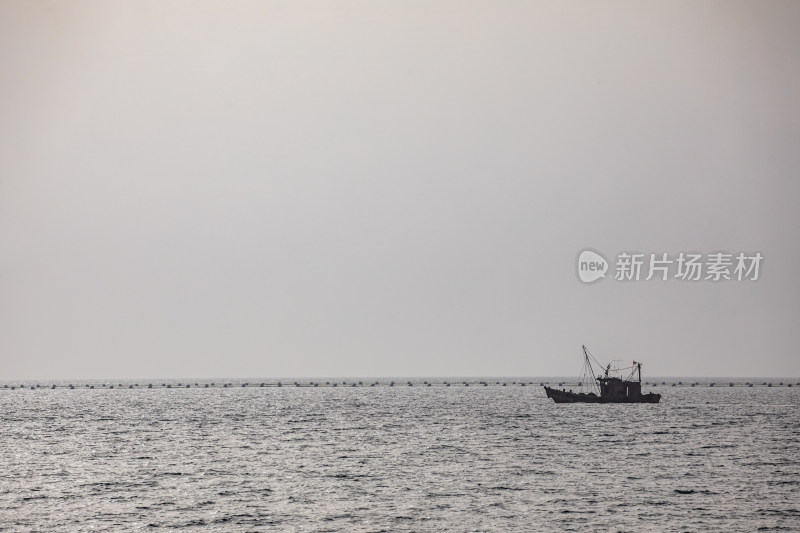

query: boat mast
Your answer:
[582,345,597,385]
[638,362,642,383]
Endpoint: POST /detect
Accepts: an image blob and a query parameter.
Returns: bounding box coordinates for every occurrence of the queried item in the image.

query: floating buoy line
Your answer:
[0,380,796,390]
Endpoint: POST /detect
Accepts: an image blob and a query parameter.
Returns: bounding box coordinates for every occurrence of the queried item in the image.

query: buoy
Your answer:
[729,383,734,387]
[51,384,56,389]
[90,385,94,389]
[204,384,209,388]
[333,383,337,387]
[166,385,170,389]
[148,384,153,389]
[277,382,282,387]
[446,383,450,387]
[185,384,190,388]
[129,385,133,389]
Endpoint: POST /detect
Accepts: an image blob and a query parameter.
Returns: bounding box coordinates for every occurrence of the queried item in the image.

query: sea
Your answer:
[1,378,798,532]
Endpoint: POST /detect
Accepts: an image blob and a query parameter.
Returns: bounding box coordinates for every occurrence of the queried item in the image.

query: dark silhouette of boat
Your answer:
[544,346,661,403]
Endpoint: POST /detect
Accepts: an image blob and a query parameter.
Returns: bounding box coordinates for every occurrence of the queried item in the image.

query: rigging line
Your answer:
[584,347,605,372]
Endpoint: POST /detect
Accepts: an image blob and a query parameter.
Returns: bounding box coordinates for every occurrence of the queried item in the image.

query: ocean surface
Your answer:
[1,378,798,532]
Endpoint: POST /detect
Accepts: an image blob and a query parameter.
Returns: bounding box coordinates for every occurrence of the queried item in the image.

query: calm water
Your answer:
[1,380,798,532]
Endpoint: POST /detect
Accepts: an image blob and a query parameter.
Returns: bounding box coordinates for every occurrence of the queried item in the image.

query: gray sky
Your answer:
[1,1,799,380]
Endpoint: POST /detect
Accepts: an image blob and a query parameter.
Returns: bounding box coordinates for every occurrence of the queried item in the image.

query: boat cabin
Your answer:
[598,377,641,399]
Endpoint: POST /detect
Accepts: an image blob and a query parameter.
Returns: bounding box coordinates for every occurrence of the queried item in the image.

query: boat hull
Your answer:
[544,386,661,404]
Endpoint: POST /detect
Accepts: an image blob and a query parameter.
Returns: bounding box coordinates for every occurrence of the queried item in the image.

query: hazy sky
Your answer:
[1,1,799,380]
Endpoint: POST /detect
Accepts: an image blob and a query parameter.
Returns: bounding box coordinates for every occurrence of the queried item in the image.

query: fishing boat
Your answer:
[544,346,661,403]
